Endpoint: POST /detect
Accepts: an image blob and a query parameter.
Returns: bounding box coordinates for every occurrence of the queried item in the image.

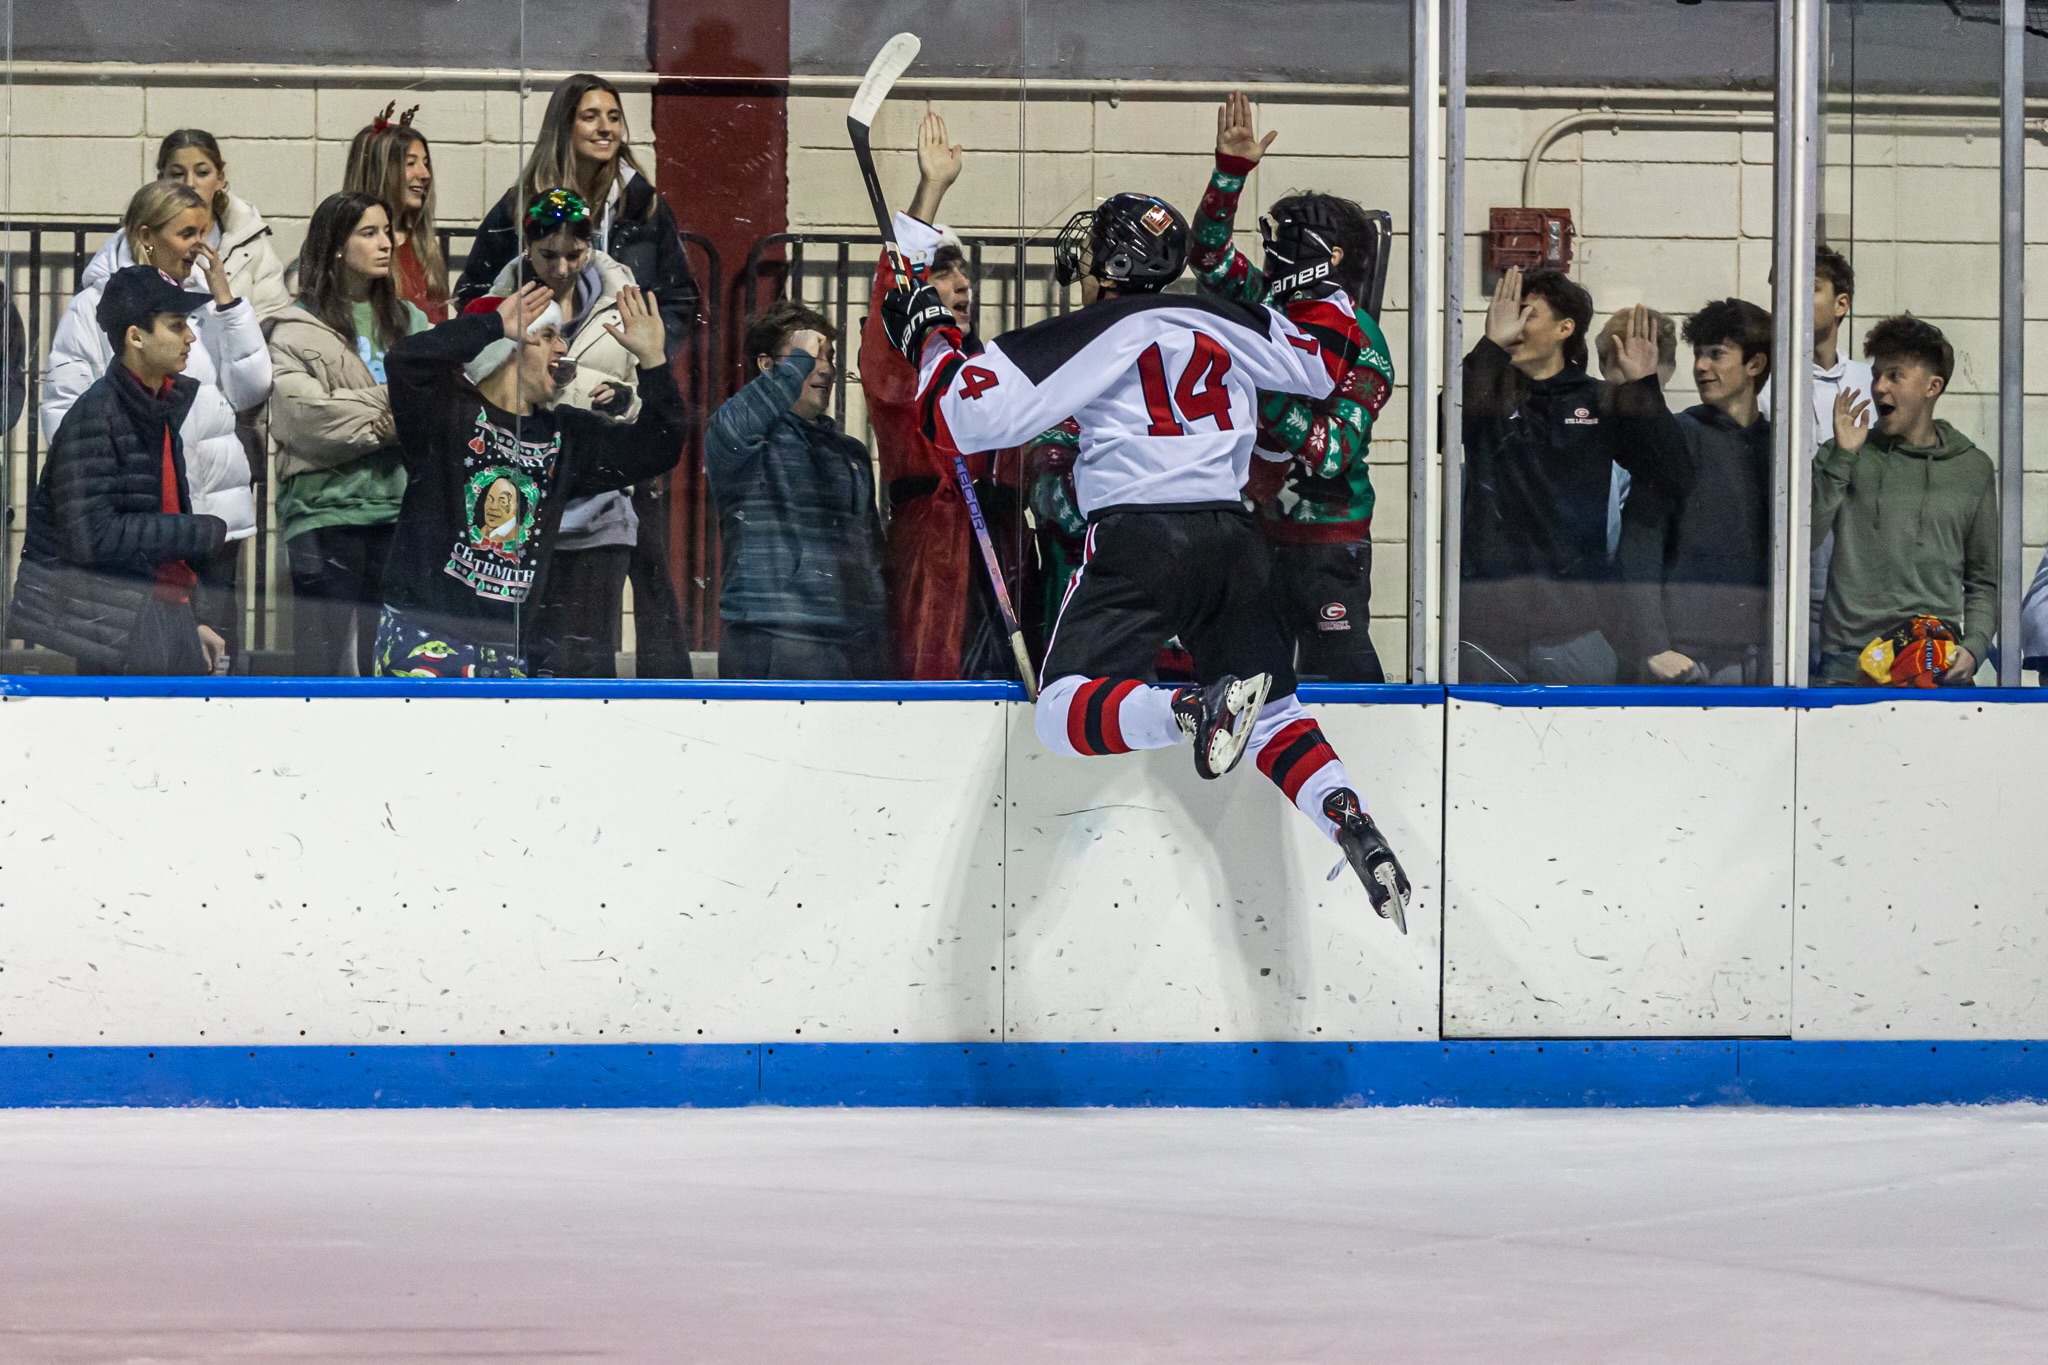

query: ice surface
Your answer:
[2,1105,2046,1362]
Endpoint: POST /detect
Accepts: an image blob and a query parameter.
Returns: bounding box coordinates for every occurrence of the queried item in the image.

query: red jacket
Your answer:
[860,235,1023,680]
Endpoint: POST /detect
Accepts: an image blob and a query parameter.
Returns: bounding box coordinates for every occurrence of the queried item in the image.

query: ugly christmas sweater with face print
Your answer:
[380,311,685,649]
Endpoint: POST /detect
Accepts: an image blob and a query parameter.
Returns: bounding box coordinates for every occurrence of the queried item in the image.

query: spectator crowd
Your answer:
[1460,245,1997,687]
[0,81,2022,688]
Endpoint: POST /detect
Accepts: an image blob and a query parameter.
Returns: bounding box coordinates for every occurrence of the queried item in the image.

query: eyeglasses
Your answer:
[526,188,591,231]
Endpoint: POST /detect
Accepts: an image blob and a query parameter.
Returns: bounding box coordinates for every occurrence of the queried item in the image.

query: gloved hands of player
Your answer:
[882,279,956,364]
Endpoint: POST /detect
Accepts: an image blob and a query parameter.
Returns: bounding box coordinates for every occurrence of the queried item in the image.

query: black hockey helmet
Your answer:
[1261,191,1375,303]
[1054,192,1189,293]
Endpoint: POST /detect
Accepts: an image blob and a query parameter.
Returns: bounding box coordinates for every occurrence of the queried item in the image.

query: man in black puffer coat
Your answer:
[10,267,228,674]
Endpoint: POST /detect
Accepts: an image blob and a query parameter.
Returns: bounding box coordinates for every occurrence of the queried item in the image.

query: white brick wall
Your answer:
[2,78,655,269]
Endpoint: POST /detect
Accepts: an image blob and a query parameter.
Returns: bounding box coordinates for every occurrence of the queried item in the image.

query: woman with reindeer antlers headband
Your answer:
[345,103,451,323]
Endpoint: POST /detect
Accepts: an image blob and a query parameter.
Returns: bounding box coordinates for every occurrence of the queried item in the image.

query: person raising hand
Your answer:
[859,107,1042,683]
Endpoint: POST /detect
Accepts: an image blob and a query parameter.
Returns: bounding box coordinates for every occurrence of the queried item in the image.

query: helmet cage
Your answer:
[1053,209,1094,288]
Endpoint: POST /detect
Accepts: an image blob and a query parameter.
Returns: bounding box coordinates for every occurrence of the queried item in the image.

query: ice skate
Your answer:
[1171,672,1271,780]
[1324,789,1410,933]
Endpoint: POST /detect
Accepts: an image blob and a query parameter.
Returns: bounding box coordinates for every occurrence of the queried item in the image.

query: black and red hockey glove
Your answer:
[881,280,957,364]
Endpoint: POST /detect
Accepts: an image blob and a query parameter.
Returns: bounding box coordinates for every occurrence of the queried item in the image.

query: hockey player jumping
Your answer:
[882,192,1412,930]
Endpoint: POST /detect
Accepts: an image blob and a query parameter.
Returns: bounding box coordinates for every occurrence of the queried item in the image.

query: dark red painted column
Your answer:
[647,0,789,649]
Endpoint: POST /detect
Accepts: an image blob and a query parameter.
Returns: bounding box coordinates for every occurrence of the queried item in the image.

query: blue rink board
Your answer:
[1,1041,2043,1109]
[8,677,2048,705]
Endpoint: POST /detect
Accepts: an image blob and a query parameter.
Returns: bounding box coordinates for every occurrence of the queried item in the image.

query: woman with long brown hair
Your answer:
[267,191,431,674]
[344,104,450,322]
[454,74,698,351]
[155,128,293,320]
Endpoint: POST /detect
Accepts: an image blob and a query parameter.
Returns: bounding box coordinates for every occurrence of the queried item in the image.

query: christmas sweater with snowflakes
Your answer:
[1190,151,1393,543]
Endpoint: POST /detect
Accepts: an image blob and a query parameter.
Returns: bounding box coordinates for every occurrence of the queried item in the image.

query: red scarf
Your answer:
[136,370,199,602]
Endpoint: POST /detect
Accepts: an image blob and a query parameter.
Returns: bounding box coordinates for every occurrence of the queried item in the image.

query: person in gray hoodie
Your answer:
[1814,315,1998,686]
[477,190,651,679]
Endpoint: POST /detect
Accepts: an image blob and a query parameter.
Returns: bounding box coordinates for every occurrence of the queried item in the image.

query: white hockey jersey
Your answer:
[915,292,1342,517]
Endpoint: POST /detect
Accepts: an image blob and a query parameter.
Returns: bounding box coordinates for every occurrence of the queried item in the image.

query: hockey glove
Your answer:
[882,280,957,364]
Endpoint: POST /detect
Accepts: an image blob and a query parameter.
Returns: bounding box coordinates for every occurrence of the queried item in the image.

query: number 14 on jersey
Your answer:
[1137,333,1235,437]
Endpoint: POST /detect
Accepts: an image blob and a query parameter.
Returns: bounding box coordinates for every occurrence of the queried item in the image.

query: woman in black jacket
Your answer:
[454,74,699,351]
[453,73,700,678]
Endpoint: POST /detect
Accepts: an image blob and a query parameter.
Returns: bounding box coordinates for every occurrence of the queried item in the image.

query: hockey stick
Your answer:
[952,452,1039,699]
[847,33,1040,699]
[847,32,919,287]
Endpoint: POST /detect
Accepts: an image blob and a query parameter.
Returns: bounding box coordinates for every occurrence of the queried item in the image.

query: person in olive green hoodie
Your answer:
[267,192,431,675]
[1814,314,1998,686]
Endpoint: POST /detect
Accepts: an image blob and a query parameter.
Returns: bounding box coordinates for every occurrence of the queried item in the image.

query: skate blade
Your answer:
[1330,857,1408,935]
[1376,868,1409,935]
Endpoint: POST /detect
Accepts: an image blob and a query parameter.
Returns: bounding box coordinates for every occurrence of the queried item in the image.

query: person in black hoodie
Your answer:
[9,266,228,674]
[1617,299,1773,685]
[372,280,684,677]
[1460,267,1687,684]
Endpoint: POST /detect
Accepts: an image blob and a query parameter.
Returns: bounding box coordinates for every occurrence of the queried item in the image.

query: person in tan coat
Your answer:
[470,188,661,677]
[266,192,429,675]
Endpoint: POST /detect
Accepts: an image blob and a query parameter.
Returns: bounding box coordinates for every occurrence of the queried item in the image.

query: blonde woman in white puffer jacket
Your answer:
[41,181,273,668]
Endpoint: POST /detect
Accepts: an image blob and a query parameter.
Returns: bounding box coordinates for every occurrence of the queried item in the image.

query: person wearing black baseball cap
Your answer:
[96,264,211,369]
[9,265,231,674]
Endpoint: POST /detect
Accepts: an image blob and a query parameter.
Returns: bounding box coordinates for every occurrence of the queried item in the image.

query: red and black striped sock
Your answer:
[1062,677,1149,755]
[1255,716,1341,806]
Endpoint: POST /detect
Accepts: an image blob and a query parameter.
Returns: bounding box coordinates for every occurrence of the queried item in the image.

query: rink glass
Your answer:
[1822,0,2017,688]
[1443,3,1779,689]
[0,1,2035,689]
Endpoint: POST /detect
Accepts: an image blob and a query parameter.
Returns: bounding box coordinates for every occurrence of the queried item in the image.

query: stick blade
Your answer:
[848,32,921,127]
